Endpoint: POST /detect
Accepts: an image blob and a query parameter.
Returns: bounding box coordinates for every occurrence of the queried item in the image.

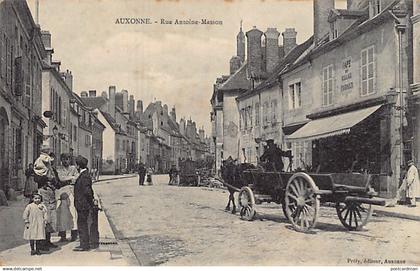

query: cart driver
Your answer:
[260,139,292,172]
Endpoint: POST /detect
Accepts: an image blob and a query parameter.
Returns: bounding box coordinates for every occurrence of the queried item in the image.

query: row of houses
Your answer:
[211,0,420,198]
[0,0,210,196]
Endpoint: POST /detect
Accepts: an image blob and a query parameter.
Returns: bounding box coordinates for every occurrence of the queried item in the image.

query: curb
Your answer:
[96,174,137,182]
[373,208,420,222]
[97,195,140,266]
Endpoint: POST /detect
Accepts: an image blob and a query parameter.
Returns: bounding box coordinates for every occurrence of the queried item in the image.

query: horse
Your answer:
[220,159,256,214]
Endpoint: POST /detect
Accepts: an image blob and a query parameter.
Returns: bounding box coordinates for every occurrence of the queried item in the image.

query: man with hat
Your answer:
[73,155,94,251]
[260,139,292,172]
[406,160,420,207]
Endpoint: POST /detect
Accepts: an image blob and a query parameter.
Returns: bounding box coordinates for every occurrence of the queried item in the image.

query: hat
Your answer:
[75,155,88,168]
[40,144,51,152]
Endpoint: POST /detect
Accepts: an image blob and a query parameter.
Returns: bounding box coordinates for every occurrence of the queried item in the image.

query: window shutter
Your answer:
[14,56,23,96]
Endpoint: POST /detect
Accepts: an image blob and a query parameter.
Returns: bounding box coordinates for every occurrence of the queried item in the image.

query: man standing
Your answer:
[138,162,146,186]
[73,155,94,251]
[56,153,79,242]
[406,160,420,207]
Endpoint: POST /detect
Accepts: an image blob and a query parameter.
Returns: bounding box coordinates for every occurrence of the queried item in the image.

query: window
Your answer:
[361,46,375,96]
[85,134,91,146]
[73,125,77,141]
[255,102,260,126]
[25,56,31,107]
[322,65,334,106]
[263,102,269,125]
[116,138,120,151]
[292,141,311,170]
[370,0,381,17]
[0,32,4,79]
[331,21,338,40]
[288,82,302,110]
[271,99,277,123]
[247,106,252,128]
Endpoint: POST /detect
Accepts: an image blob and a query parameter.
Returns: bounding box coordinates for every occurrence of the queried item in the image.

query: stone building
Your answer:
[0,0,46,193]
[210,23,288,171]
[282,0,413,198]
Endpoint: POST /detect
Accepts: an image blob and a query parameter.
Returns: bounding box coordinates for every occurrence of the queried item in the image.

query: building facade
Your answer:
[0,0,46,193]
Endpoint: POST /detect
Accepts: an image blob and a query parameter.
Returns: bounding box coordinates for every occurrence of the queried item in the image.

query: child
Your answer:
[33,145,55,189]
[23,194,48,255]
[38,181,58,249]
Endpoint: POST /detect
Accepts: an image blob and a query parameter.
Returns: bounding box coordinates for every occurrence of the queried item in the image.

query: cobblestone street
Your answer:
[94,175,420,266]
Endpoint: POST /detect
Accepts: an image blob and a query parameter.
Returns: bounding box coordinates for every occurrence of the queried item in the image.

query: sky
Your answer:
[27,0,345,134]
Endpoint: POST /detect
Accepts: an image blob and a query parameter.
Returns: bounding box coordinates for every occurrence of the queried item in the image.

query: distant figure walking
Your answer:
[146,167,153,185]
[23,193,48,255]
[138,162,146,186]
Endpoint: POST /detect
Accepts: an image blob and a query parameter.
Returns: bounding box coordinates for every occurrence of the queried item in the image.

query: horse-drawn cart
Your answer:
[233,169,386,232]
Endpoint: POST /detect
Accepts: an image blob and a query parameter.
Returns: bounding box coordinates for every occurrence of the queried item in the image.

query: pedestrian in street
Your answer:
[56,153,79,242]
[168,165,179,185]
[146,167,153,185]
[406,160,420,207]
[33,145,55,189]
[24,163,38,201]
[38,181,58,250]
[73,155,94,251]
[23,193,48,255]
[138,162,146,186]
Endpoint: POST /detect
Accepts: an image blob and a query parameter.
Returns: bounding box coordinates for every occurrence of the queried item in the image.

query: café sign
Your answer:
[341,57,353,91]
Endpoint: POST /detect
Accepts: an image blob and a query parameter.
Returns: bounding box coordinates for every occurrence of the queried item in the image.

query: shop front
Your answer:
[287,102,400,198]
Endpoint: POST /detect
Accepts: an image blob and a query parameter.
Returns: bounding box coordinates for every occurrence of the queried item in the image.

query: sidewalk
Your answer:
[374,203,420,221]
[0,195,129,266]
[97,174,137,182]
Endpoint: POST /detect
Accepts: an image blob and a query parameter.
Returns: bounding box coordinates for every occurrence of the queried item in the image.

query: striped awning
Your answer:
[287,105,382,141]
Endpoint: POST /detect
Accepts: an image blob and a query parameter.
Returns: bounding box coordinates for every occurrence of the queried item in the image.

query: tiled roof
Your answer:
[81,97,108,109]
[219,63,251,91]
[237,35,314,100]
[100,110,121,132]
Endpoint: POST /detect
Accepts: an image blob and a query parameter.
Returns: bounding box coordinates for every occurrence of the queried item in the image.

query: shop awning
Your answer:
[287,105,382,141]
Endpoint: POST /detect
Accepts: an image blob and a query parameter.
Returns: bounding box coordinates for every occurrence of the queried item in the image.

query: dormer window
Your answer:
[369,0,381,17]
[331,20,338,40]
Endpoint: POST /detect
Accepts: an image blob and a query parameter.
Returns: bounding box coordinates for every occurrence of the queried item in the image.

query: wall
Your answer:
[222,92,240,160]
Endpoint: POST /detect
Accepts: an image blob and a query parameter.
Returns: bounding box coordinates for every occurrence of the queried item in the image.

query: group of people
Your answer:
[137,162,153,186]
[22,145,100,255]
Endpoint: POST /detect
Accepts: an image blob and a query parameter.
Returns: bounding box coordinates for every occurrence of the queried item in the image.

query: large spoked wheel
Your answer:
[336,201,372,230]
[284,173,320,232]
[238,186,256,221]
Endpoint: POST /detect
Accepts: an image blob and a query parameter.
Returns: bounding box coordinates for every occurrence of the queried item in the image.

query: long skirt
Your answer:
[55,185,78,232]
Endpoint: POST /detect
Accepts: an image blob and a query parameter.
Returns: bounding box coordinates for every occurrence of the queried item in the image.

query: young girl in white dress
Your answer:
[23,193,48,255]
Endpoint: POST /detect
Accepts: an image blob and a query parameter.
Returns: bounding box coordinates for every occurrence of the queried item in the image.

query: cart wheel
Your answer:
[284,172,320,232]
[238,186,256,221]
[336,202,372,231]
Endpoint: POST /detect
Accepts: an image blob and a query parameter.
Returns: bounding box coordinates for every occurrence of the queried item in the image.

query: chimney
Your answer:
[170,107,177,122]
[108,86,116,118]
[41,30,51,49]
[163,104,168,117]
[313,0,335,45]
[101,91,108,99]
[88,90,96,97]
[122,90,128,113]
[115,93,123,110]
[136,100,143,113]
[128,95,135,119]
[236,21,246,62]
[282,28,297,56]
[61,69,73,91]
[264,28,280,73]
[51,61,61,72]
[246,26,264,79]
[81,91,88,98]
[229,56,241,75]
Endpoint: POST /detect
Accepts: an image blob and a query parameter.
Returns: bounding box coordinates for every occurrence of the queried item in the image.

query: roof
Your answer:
[100,110,121,133]
[219,63,250,91]
[286,0,401,74]
[80,97,108,109]
[237,35,314,100]
[328,8,367,22]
